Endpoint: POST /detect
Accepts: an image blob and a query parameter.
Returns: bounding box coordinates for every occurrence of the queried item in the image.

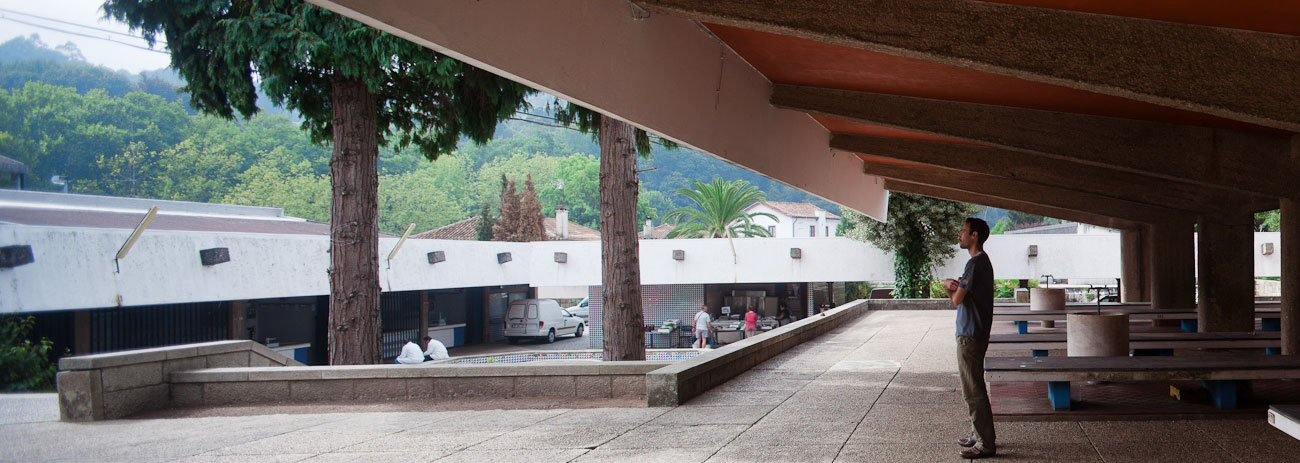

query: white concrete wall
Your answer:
[747,204,792,238]
[0,225,1284,313]
[745,205,840,238]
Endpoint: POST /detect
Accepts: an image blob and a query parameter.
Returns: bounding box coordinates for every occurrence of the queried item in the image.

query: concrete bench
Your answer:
[993,308,1281,335]
[985,355,1300,411]
[988,331,1281,357]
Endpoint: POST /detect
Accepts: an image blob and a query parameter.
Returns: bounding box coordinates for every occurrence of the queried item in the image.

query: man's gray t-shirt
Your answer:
[955,252,995,339]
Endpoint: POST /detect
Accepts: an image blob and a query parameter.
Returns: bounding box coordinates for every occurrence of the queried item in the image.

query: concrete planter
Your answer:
[1067,312,1130,357]
[1031,287,1067,328]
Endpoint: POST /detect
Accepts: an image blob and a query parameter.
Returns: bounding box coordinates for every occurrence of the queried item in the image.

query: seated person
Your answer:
[395,338,425,364]
[422,335,449,361]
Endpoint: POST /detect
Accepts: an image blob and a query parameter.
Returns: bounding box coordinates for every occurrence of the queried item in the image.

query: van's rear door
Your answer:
[507,303,528,334]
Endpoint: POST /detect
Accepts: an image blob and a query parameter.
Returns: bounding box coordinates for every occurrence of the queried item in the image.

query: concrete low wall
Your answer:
[56,340,301,421]
[168,361,666,407]
[645,299,869,407]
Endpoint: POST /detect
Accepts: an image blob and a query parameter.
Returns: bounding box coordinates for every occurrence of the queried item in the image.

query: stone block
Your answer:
[162,357,207,379]
[249,367,321,381]
[57,370,102,421]
[171,369,247,383]
[249,355,272,367]
[515,376,576,398]
[171,383,203,407]
[576,376,612,399]
[613,375,647,399]
[59,348,167,370]
[319,365,389,379]
[100,362,163,392]
[356,379,407,401]
[407,378,435,399]
[206,351,250,368]
[436,377,514,399]
[102,384,168,419]
[204,381,290,405]
[290,379,357,402]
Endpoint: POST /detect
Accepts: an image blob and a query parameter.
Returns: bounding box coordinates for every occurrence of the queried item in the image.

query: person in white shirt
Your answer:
[395,339,425,364]
[422,336,449,361]
[692,305,712,349]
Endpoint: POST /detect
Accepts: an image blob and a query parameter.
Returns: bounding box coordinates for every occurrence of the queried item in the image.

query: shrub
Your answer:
[1,316,58,392]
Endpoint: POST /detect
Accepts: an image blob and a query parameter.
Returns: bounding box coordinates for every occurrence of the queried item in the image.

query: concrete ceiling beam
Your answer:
[775,85,1297,199]
[832,134,1271,215]
[882,179,1134,230]
[304,0,890,219]
[862,160,1194,225]
[635,0,1300,132]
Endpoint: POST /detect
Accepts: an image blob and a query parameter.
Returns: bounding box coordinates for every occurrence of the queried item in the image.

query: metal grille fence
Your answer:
[89,302,230,353]
[380,291,421,359]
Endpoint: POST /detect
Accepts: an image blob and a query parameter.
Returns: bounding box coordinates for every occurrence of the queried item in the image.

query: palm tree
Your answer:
[664,179,776,238]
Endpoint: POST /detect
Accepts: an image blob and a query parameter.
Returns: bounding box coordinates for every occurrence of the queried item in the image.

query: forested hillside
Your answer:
[0,35,846,235]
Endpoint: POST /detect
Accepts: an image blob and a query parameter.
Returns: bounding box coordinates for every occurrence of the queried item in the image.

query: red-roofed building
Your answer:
[743,201,842,238]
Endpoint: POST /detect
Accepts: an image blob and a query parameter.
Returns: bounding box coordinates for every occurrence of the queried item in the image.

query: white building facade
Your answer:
[744,202,841,238]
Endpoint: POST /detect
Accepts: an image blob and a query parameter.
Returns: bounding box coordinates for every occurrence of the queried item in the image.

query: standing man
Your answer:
[693,305,713,349]
[943,218,996,459]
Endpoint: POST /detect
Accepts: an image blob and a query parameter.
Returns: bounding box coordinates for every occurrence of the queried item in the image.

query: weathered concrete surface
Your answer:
[883,179,1131,229]
[1282,197,1299,355]
[636,0,1300,133]
[1121,228,1149,303]
[8,311,1300,462]
[1147,221,1197,312]
[1198,213,1257,332]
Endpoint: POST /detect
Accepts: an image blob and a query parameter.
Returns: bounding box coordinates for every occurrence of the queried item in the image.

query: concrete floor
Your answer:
[4,310,1298,462]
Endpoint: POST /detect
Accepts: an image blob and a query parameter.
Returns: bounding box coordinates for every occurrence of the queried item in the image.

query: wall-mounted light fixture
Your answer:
[427,251,446,264]
[199,247,230,266]
[497,252,512,264]
[0,245,34,268]
[554,252,568,263]
[1027,245,1039,257]
[672,250,685,261]
[1262,242,1275,256]
[790,248,802,259]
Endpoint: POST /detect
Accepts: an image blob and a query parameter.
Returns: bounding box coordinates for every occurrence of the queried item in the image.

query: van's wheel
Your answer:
[507,337,518,345]
[547,329,556,343]
[575,324,584,337]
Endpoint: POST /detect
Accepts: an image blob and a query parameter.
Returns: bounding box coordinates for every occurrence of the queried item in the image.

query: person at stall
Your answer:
[743,306,759,339]
[692,305,712,348]
[776,303,791,326]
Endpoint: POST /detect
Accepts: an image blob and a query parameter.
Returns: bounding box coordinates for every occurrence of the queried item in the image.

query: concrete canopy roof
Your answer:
[309,0,1299,226]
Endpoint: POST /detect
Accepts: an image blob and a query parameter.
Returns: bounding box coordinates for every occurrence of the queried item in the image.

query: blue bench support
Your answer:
[1203,380,1242,409]
[1263,317,1281,331]
[1181,319,1198,333]
[1048,381,1071,410]
[1016,321,1029,334]
[1032,349,1049,357]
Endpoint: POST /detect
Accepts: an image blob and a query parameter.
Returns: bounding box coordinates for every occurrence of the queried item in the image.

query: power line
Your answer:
[0,15,168,54]
[0,7,156,43]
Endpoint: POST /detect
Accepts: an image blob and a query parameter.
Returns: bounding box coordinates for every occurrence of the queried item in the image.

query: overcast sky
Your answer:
[0,0,171,73]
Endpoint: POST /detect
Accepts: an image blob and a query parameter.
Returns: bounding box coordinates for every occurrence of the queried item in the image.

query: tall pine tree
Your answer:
[104,0,532,364]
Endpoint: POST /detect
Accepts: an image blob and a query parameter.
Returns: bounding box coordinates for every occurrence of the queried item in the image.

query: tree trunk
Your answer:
[599,115,645,361]
[327,76,382,365]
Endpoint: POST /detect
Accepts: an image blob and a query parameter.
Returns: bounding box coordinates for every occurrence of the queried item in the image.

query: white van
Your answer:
[504,298,585,344]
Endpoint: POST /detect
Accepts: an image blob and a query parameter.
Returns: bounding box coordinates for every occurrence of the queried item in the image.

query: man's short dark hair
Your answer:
[965,217,990,246]
[422,336,432,342]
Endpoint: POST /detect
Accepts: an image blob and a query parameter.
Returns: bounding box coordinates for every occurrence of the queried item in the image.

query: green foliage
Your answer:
[1,316,58,392]
[991,217,1011,235]
[841,193,979,298]
[664,179,776,238]
[1256,210,1280,232]
[474,203,495,241]
[222,156,330,223]
[104,0,532,160]
[844,281,874,301]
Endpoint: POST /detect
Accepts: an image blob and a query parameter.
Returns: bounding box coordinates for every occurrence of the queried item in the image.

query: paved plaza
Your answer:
[4,310,1299,462]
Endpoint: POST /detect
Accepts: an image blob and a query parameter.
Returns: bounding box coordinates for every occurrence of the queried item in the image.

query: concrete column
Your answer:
[1197,212,1256,332]
[229,301,245,340]
[1147,221,1196,311]
[419,290,430,339]
[73,310,90,354]
[1282,198,1300,354]
[1120,227,1148,302]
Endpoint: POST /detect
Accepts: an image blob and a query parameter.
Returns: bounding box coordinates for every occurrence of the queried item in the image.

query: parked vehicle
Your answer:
[504,298,584,343]
[566,297,590,319]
